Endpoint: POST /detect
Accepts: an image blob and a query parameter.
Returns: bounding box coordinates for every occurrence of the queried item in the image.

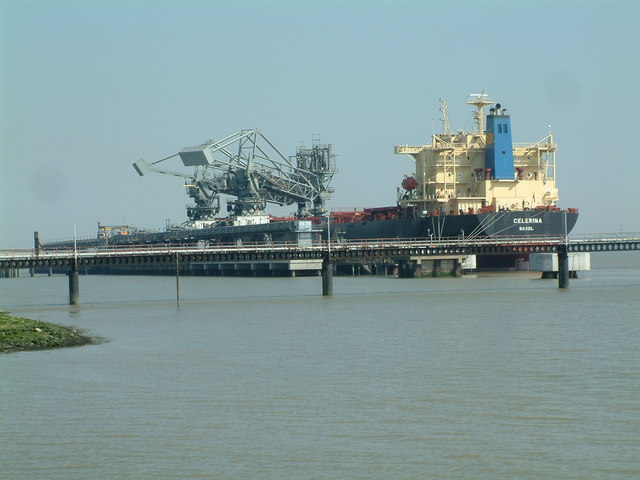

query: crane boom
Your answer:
[133,129,336,223]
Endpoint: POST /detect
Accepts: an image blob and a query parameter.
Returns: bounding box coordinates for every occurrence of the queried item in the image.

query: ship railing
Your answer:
[513,135,557,149]
[394,145,423,154]
[331,207,367,212]
[330,235,567,249]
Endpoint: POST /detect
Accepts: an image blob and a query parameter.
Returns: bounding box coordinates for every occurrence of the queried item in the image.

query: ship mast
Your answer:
[439,98,451,134]
[466,92,495,133]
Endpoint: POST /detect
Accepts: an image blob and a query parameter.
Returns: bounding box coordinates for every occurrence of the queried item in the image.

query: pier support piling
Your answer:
[322,259,333,296]
[398,259,417,278]
[453,261,463,277]
[432,259,442,277]
[68,264,80,305]
[558,251,570,289]
[175,253,181,307]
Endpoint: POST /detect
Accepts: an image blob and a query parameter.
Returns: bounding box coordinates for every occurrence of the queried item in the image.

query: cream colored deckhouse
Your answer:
[395,93,559,216]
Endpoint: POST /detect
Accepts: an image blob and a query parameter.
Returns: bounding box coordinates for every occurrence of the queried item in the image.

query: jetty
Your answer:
[2,234,639,304]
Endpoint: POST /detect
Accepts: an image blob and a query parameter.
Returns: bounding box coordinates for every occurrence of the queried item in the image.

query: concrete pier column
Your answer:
[558,251,569,289]
[452,261,463,277]
[415,262,422,277]
[68,264,80,305]
[432,259,442,277]
[322,259,333,296]
[397,260,406,278]
[398,260,417,278]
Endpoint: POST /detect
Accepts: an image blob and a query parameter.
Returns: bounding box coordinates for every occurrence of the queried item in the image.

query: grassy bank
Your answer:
[0,312,94,353]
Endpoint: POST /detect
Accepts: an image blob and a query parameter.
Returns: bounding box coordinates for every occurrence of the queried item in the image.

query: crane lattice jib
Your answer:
[132,129,336,219]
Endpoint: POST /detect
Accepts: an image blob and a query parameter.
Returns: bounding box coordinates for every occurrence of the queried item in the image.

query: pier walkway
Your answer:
[1,234,639,302]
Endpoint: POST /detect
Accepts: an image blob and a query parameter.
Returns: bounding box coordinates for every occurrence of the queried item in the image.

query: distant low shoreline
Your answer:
[0,312,95,353]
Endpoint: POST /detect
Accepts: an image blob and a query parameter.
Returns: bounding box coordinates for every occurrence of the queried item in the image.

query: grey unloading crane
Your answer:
[133,129,336,221]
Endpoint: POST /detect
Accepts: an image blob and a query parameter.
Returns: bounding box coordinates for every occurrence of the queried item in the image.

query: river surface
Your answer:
[1,253,639,479]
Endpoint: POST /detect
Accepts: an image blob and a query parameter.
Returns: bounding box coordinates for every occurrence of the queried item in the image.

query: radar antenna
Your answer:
[466,92,495,134]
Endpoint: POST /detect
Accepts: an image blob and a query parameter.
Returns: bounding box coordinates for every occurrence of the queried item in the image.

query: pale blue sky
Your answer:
[2,0,639,247]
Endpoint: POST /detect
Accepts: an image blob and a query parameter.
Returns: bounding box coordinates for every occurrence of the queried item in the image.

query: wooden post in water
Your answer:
[558,251,570,288]
[322,259,333,296]
[559,210,570,289]
[31,231,41,277]
[68,262,80,305]
[322,217,333,296]
[175,252,181,307]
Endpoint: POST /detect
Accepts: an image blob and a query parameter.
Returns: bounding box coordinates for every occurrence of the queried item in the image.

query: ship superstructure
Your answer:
[330,92,577,241]
[396,93,559,216]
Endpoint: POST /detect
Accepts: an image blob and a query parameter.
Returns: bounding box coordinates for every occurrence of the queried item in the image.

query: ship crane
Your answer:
[133,129,336,222]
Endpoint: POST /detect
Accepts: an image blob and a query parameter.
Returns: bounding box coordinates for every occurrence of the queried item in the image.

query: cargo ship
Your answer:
[329,93,578,242]
[45,93,577,254]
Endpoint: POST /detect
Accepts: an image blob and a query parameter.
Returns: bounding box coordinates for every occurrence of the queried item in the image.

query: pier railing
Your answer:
[2,233,640,261]
[2,234,639,301]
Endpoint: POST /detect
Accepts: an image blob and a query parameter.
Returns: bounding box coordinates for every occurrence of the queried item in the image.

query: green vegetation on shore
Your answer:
[0,312,94,353]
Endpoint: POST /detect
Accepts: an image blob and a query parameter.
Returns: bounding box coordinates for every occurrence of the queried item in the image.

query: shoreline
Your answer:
[0,312,96,354]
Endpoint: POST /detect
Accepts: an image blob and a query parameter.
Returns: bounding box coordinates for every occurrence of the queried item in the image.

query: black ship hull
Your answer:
[332,210,579,240]
[47,211,578,251]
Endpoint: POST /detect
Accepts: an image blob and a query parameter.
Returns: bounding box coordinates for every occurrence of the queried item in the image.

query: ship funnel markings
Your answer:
[485,102,514,180]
